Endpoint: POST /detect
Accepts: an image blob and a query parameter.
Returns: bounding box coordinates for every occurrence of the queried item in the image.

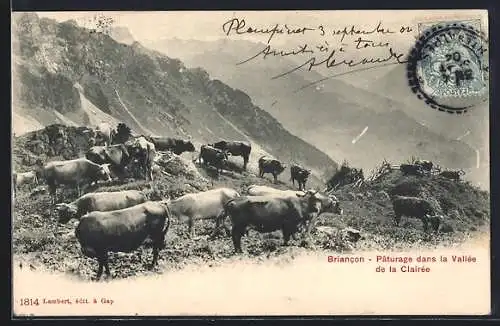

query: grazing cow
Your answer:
[391,195,441,232]
[167,187,240,238]
[56,190,148,224]
[95,122,115,146]
[224,190,323,253]
[198,145,229,175]
[400,164,424,177]
[41,158,112,203]
[258,156,286,183]
[246,184,342,237]
[147,136,195,155]
[439,170,465,181]
[13,171,39,193]
[210,140,252,170]
[246,185,342,215]
[75,201,171,280]
[85,144,131,179]
[126,137,156,181]
[290,164,311,191]
[415,160,433,175]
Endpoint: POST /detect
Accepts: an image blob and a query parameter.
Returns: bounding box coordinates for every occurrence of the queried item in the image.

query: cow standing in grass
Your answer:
[439,170,465,182]
[85,144,132,180]
[41,158,112,204]
[391,195,442,233]
[198,145,229,176]
[75,201,172,281]
[224,190,324,253]
[290,164,311,191]
[56,190,148,224]
[210,140,252,170]
[126,137,156,181]
[167,187,240,238]
[147,136,196,155]
[246,184,343,237]
[258,156,286,183]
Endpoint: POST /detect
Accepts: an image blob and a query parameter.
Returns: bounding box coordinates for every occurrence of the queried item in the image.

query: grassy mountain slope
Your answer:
[11,13,338,184]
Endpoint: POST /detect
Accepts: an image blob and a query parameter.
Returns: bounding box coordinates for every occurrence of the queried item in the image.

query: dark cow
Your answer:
[415,160,433,174]
[246,185,342,216]
[391,195,442,232]
[224,190,323,253]
[168,187,240,238]
[85,144,131,179]
[56,190,148,224]
[126,137,156,181]
[198,145,229,174]
[75,201,171,280]
[290,164,311,191]
[246,185,343,237]
[400,164,424,177]
[210,141,252,170]
[258,156,286,183]
[41,158,112,203]
[45,124,67,145]
[439,170,465,181]
[147,136,195,155]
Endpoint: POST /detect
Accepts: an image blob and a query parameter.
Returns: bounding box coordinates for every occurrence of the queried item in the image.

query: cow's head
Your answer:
[321,195,343,215]
[213,141,227,150]
[276,163,286,174]
[184,141,196,152]
[428,214,444,232]
[297,189,322,219]
[55,203,78,224]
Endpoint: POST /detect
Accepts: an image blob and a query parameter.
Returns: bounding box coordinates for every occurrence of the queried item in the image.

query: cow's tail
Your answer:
[222,198,237,220]
[257,155,266,164]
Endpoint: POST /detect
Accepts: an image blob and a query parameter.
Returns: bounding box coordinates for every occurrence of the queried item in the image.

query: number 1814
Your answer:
[20,298,39,306]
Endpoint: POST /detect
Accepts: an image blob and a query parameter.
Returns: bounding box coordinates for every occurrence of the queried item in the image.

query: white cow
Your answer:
[166,187,240,238]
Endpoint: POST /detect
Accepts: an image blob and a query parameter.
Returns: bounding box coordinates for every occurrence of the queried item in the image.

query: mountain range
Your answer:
[11,13,339,185]
[144,37,487,183]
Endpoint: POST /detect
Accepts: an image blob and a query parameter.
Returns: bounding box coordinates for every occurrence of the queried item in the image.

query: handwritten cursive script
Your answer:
[223,17,411,88]
[222,18,316,44]
[237,44,315,65]
[331,21,395,42]
[238,43,407,80]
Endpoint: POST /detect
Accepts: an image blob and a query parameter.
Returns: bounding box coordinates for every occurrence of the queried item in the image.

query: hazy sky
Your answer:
[33,10,488,46]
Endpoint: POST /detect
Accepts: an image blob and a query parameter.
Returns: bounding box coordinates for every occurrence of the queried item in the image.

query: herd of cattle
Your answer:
[13,123,450,281]
[399,160,466,181]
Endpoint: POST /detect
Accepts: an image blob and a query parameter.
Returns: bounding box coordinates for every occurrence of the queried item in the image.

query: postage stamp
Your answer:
[11,10,490,317]
[407,20,489,114]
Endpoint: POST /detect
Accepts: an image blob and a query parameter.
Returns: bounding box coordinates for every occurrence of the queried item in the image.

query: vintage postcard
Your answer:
[11,10,490,316]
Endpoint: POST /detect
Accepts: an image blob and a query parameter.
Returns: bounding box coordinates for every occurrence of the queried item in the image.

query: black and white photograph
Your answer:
[11,10,490,316]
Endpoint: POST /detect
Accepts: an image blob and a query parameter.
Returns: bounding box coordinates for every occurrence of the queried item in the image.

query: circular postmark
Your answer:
[407,22,489,114]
